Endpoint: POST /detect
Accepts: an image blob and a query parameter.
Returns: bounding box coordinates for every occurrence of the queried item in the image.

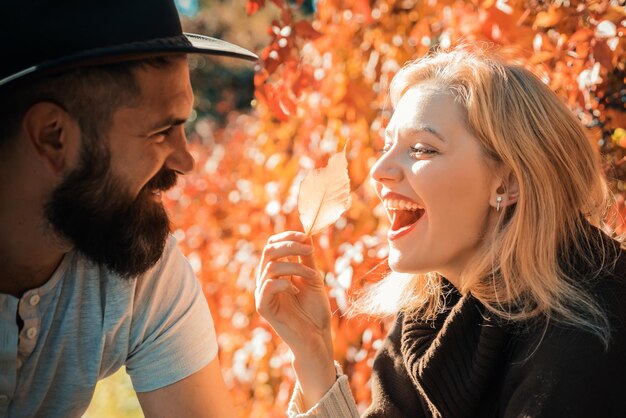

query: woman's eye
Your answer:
[409,145,437,157]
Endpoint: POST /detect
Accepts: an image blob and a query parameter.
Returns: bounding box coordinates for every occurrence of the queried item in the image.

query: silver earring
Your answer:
[496,196,502,212]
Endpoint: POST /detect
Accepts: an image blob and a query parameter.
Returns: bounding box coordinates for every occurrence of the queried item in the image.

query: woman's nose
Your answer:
[370,150,403,185]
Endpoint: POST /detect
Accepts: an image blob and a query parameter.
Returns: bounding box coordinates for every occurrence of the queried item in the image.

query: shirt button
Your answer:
[26,327,37,339]
[0,394,8,403]
[29,294,41,306]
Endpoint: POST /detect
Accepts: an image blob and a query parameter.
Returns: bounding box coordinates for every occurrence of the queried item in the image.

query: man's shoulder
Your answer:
[122,235,208,330]
[131,235,197,298]
[60,235,195,318]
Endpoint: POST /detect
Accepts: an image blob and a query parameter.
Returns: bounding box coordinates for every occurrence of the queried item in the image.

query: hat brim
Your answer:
[184,33,258,61]
[0,33,258,87]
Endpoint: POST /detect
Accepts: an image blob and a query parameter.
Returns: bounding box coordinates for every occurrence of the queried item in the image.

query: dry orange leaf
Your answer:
[533,7,562,29]
[297,146,351,236]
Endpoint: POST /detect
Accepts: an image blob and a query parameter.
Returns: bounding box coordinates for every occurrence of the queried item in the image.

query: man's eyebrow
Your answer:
[148,116,188,132]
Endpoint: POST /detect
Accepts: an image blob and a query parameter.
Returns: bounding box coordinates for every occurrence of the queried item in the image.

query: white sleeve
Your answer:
[125,236,218,392]
[287,363,360,418]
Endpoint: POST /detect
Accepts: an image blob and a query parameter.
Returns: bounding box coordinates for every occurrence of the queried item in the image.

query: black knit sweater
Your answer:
[364,242,626,418]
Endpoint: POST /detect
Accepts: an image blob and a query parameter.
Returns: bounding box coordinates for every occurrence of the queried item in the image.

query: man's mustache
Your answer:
[144,168,178,193]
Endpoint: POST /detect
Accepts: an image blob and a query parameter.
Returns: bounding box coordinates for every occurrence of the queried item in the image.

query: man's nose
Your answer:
[164,127,195,174]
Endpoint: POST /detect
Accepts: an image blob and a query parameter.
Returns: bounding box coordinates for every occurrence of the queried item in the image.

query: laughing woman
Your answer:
[255,47,626,418]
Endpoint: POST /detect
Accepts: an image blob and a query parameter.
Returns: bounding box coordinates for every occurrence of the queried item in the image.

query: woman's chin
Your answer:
[387,255,429,275]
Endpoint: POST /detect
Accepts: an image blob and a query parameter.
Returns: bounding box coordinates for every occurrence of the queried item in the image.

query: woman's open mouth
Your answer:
[384,198,425,240]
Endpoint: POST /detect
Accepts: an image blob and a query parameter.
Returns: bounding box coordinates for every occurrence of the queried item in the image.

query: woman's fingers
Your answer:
[262,240,313,263]
[256,231,322,289]
[258,239,315,284]
[298,237,317,271]
[259,261,317,283]
[267,231,308,244]
[256,278,297,316]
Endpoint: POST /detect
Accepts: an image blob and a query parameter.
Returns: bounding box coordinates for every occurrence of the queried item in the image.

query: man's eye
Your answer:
[151,126,174,142]
[158,126,174,136]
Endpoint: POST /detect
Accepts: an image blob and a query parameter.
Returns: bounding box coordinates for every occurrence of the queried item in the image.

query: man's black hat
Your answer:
[0,0,258,88]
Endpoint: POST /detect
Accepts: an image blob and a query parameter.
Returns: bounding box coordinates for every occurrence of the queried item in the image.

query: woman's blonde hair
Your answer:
[352,45,622,347]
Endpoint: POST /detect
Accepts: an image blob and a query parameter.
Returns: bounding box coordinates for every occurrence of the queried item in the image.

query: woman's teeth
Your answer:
[382,199,425,234]
[383,199,422,211]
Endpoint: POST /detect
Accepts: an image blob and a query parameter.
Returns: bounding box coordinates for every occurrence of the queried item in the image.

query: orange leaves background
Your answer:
[160,1,626,417]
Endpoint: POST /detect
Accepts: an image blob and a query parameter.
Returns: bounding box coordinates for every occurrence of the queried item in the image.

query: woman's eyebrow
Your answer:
[412,125,446,143]
[385,125,447,143]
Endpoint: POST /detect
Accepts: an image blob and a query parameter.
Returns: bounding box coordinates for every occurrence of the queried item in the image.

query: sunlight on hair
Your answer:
[362,272,416,317]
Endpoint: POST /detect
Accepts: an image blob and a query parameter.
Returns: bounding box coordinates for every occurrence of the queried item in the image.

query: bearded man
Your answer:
[0,1,257,417]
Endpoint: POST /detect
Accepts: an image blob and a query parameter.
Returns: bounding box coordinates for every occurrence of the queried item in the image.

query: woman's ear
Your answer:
[22,102,80,175]
[490,168,519,210]
[504,170,519,205]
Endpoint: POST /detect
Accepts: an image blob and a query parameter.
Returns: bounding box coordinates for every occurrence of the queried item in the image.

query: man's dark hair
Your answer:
[0,55,184,146]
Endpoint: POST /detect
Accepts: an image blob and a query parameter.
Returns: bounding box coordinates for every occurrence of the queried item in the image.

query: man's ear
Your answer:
[490,167,520,209]
[22,102,81,175]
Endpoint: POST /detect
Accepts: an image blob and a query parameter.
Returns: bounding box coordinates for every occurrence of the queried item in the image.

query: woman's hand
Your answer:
[255,231,336,408]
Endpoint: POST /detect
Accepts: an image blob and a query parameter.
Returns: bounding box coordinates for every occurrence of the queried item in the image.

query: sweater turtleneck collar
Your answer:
[399,286,510,418]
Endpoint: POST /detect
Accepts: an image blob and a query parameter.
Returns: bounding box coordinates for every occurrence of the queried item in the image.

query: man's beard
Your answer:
[44,142,178,279]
